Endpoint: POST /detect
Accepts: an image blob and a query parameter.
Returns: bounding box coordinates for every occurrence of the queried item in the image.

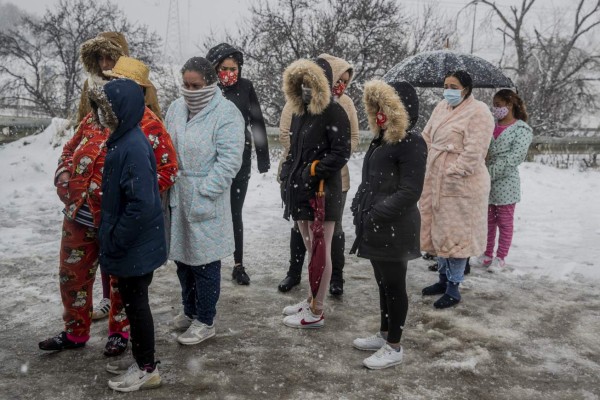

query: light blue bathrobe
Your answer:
[165,90,245,265]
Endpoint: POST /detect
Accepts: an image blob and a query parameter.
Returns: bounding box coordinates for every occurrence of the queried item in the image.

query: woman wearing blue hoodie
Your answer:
[89,78,166,392]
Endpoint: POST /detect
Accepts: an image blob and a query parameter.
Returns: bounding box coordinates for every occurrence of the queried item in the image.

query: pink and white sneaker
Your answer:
[283,307,324,329]
[472,255,493,267]
[487,257,506,273]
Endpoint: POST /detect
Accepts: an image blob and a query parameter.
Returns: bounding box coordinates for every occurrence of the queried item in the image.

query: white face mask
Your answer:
[97,108,109,128]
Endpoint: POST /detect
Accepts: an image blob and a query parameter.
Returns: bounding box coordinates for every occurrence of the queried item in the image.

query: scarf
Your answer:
[181,82,218,119]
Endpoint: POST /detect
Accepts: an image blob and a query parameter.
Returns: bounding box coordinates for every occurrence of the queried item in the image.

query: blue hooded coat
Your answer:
[92,78,167,277]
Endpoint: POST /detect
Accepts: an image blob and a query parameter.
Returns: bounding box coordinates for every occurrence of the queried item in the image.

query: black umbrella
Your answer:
[383,50,514,88]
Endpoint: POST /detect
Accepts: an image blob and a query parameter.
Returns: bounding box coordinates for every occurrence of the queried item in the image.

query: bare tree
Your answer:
[475,0,600,135]
[200,0,455,127]
[0,0,161,119]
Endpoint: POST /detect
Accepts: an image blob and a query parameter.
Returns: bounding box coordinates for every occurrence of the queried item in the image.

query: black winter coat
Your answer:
[221,78,270,178]
[207,43,270,178]
[350,80,427,262]
[279,58,351,222]
[94,79,167,277]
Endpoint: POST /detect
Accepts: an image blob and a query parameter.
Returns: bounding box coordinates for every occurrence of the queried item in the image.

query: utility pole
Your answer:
[164,0,183,62]
[470,0,478,54]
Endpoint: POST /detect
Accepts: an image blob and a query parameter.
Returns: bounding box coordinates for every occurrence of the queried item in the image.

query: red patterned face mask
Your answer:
[376,111,387,127]
[332,82,346,97]
[218,70,238,87]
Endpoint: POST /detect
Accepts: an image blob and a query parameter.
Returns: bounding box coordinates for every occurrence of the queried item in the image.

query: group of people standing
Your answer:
[37,30,533,391]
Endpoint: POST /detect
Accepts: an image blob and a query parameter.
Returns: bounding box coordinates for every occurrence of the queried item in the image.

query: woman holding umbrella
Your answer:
[279,58,351,329]
[350,80,426,369]
[420,70,494,309]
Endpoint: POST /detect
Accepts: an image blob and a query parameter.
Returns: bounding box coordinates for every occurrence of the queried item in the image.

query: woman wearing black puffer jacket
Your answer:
[279,58,351,329]
[206,43,270,285]
[350,80,426,370]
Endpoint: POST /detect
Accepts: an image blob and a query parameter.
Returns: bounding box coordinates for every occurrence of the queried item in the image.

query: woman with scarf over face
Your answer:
[279,58,351,329]
[420,70,494,309]
[206,43,270,286]
[350,80,426,369]
[165,57,245,345]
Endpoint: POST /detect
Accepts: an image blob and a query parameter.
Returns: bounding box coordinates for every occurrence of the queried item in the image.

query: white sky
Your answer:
[5,0,584,63]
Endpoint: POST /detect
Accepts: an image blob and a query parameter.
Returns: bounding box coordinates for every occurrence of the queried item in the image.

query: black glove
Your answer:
[301,163,320,189]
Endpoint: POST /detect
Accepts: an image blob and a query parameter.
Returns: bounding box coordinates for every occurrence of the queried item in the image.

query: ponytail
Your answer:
[494,89,528,122]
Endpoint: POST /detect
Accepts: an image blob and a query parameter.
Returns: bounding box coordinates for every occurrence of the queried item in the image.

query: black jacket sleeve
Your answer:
[371,135,427,221]
[314,103,351,179]
[248,83,270,173]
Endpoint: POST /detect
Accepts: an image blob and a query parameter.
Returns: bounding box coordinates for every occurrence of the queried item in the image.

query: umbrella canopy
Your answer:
[308,175,327,302]
[383,50,514,88]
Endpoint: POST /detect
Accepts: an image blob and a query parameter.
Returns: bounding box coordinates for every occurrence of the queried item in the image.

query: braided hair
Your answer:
[494,89,529,122]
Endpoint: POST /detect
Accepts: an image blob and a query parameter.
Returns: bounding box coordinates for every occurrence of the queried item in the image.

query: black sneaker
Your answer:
[421,282,447,296]
[232,265,250,285]
[278,275,300,292]
[104,333,128,357]
[39,332,86,351]
[434,294,460,309]
[329,281,343,296]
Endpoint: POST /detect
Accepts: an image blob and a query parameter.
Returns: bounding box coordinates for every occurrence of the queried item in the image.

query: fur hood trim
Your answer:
[363,80,409,143]
[282,59,331,116]
[87,86,119,132]
[80,32,129,77]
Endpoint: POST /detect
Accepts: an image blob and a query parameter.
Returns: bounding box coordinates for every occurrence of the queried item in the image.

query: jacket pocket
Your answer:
[441,174,469,197]
[99,217,125,258]
[187,182,217,222]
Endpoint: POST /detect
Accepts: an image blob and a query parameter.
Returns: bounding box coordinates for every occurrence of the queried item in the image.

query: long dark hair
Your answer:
[494,89,529,122]
[445,70,473,98]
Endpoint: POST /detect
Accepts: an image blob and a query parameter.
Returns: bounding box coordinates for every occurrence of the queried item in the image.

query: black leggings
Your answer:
[117,272,154,367]
[230,177,250,265]
[370,260,408,344]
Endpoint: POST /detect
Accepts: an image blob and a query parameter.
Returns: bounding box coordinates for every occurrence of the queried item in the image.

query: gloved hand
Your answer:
[301,163,320,189]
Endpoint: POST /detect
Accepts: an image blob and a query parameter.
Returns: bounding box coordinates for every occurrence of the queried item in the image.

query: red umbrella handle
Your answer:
[310,160,325,197]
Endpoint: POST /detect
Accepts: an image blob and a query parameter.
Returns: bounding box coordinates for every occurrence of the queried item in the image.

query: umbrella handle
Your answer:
[310,160,325,197]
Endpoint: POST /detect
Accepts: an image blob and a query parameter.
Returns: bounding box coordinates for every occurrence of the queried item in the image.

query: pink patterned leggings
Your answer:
[485,204,516,260]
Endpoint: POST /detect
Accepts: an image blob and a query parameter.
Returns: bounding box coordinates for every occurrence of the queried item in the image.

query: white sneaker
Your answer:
[106,357,135,375]
[487,257,506,273]
[173,312,194,331]
[177,320,215,345]
[282,299,310,316]
[353,332,386,351]
[471,255,493,268]
[92,298,110,320]
[363,343,403,370]
[282,307,324,329]
[107,363,161,392]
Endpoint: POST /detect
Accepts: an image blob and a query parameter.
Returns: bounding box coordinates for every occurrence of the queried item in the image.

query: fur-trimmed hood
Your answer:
[282,59,332,116]
[88,78,145,142]
[363,80,419,143]
[80,32,129,77]
[317,53,354,87]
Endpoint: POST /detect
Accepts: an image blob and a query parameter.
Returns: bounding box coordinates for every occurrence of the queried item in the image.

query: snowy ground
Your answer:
[0,120,599,399]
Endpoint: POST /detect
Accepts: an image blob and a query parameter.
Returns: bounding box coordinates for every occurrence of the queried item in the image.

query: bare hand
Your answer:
[57,171,71,184]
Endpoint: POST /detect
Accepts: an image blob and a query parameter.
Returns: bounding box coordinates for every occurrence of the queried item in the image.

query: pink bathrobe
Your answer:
[420,95,494,259]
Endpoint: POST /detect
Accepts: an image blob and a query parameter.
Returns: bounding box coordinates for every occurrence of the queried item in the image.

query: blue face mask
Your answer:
[443,89,464,107]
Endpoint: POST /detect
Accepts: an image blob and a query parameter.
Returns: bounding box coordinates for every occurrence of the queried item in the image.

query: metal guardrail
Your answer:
[267,127,600,156]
